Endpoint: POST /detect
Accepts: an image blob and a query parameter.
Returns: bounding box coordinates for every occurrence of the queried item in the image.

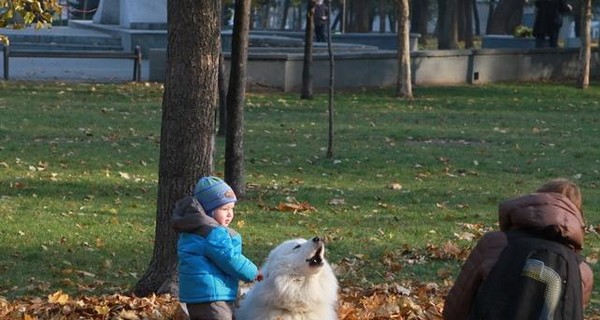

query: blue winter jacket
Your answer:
[172,196,258,304]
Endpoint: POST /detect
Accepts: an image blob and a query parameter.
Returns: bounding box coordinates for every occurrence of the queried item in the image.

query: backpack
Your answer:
[469,230,583,320]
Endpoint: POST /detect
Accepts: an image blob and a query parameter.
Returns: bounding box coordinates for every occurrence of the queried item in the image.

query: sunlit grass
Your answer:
[1,81,600,314]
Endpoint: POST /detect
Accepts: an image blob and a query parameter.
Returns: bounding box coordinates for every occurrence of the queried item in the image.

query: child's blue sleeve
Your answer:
[204,227,258,282]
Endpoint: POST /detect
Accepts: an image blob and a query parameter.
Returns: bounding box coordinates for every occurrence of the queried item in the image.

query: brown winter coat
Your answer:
[442,192,593,320]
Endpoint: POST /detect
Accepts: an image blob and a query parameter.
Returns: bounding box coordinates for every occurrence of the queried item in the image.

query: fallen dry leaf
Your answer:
[277,199,316,214]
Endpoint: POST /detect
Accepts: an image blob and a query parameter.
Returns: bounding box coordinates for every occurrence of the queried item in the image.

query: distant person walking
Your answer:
[533,0,573,47]
[314,0,329,42]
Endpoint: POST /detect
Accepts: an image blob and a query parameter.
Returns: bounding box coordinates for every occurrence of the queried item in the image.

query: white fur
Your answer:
[236,237,339,320]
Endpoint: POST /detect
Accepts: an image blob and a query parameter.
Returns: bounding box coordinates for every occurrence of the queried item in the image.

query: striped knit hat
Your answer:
[193,176,237,216]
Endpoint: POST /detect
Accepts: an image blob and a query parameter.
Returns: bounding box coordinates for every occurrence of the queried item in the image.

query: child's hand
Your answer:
[255,273,263,282]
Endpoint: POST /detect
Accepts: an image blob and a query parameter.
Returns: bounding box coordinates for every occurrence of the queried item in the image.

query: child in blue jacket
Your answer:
[172,176,258,320]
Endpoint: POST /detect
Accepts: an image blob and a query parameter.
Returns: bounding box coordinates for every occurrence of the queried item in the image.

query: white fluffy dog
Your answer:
[236,236,339,320]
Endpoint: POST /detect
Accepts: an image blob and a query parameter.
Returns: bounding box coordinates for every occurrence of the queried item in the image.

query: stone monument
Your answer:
[74,0,168,54]
[93,0,166,29]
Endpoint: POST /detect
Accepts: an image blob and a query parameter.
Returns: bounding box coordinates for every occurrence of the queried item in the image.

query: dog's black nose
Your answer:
[312,236,321,243]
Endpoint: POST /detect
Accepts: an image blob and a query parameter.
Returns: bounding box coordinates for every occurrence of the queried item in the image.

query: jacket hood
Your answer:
[498,192,585,249]
[172,196,219,233]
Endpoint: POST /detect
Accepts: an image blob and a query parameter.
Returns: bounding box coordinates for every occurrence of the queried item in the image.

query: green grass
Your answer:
[1,81,600,313]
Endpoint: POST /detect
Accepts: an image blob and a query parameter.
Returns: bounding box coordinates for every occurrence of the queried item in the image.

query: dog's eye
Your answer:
[293,244,301,249]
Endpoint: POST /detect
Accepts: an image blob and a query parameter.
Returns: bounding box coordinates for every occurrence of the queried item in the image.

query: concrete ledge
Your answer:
[149,47,599,90]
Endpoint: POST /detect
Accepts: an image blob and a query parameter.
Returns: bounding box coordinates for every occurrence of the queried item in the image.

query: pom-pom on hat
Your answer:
[193,176,237,216]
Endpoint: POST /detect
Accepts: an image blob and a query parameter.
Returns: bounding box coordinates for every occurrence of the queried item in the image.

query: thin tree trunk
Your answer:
[281,0,291,30]
[379,0,386,32]
[261,5,269,29]
[133,0,219,297]
[458,0,465,41]
[487,0,525,35]
[438,0,458,49]
[218,53,227,137]
[577,0,592,89]
[486,0,496,33]
[326,0,335,158]
[397,0,413,99]
[331,11,341,31]
[411,0,428,44]
[301,0,316,99]
[462,0,474,48]
[295,5,303,30]
[389,9,397,34]
[225,0,251,197]
[472,0,481,35]
[341,0,347,32]
[353,0,370,32]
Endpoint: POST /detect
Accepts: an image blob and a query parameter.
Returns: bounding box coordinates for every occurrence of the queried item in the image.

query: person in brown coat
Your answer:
[443,179,593,320]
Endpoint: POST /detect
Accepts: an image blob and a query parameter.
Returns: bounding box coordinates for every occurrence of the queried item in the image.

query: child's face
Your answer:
[213,202,235,227]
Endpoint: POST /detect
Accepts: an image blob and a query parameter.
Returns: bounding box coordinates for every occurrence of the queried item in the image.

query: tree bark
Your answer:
[295,4,303,30]
[225,0,251,197]
[133,0,219,297]
[486,0,497,33]
[472,0,481,35]
[301,0,316,99]
[487,0,525,35]
[437,0,459,49]
[281,0,291,30]
[460,0,474,48]
[326,0,335,159]
[410,0,429,44]
[353,0,370,32]
[577,0,592,89]
[260,5,270,29]
[397,0,413,99]
[379,0,386,32]
[217,53,227,137]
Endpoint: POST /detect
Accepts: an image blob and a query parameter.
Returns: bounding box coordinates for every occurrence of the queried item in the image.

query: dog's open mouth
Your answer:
[306,245,324,267]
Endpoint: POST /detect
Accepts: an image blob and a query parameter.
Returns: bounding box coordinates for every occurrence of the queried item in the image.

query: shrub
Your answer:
[513,25,533,38]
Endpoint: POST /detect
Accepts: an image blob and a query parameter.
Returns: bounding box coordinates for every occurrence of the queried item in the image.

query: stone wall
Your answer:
[149,48,599,91]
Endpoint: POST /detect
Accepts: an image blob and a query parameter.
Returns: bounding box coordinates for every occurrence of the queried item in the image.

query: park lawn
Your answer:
[1,81,600,318]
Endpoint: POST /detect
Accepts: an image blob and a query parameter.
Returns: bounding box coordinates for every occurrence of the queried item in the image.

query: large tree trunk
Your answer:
[349,0,370,32]
[396,0,412,99]
[225,0,251,197]
[460,0,474,48]
[133,0,219,297]
[411,0,429,44]
[487,0,525,34]
[577,0,592,89]
[301,0,316,99]
[437,0,459,49]
[379,0,386,32]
